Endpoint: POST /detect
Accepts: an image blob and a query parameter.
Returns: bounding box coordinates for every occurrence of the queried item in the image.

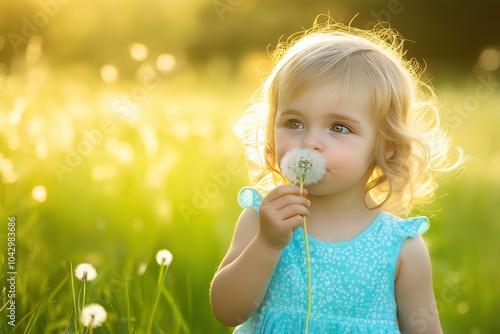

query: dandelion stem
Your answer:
[81,279,87,334]
[147,264,169,333]
[82,280,87,312]
[125,275,132,333]
[300,177,312,334]
[70,263,78,332]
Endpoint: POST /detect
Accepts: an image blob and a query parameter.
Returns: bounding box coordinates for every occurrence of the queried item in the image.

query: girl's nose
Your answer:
[301,129,324,152]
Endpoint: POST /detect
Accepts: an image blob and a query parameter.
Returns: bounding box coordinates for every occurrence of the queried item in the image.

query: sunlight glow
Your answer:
[26,36,43,63]
[155,197,172,221]
[192,119,215,139]
[172,120,190,140]
[9,98,26,125]
[36,139,48,159]
[92,165,117,181]
[106,140,135,164]
[0,155,17,184]
[139,123,159,157]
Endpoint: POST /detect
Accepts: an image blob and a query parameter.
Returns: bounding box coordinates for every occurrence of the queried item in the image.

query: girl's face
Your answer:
[274,84,379,197]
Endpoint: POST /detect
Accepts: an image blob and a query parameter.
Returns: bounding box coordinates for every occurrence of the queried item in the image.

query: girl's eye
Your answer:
[330,124,350,134]
[287,120,304,129]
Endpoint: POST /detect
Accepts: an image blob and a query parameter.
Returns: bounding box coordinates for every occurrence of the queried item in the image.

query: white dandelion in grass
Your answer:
[74,263,98,282]
[147,249,174,333]
[280,148,326,186]
[71,263,98,333]
[156,249,173,266]
[280,148,326,334]
[81,303,107,328]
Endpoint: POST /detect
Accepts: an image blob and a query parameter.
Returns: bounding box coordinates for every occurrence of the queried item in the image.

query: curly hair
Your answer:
[234,18,465,215]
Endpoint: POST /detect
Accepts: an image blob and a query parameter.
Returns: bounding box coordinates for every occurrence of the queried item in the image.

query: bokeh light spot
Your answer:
[457,301,469,314]
[129,43,149,62]
[100,64,119,84]
[137,262,147,276]
[0,155,17,184]
[479,48,500,71]
[32,185,47,203]
[156,53,177,73]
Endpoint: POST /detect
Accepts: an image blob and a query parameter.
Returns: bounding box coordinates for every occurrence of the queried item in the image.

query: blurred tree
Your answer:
[186,0,500,77]
[2,0,498,78]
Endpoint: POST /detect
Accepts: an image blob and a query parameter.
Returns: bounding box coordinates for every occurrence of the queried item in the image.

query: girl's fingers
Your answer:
[277,204,309,222]
[270,194,310,212]
[265,184,303,202]
[283,215,306,230]
[257,184,311,248]
[264,186,310,211]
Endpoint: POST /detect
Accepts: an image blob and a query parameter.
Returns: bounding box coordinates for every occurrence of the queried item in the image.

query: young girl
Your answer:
[210,20,464,333]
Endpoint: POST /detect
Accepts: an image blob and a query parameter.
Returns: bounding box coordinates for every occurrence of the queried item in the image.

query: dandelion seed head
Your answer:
[81,303,107,328]
[280,148,327,185]
[74,263,97,282]
[156,249,173,266]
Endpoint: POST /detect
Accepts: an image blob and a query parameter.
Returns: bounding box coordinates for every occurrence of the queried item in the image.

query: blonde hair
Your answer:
[234,18,465,215]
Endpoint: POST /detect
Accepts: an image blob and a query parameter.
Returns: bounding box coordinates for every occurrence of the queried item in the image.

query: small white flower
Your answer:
[81,303,107,328]
[74,263,98,282]
[280,148,327,185]
[156,249,173,266]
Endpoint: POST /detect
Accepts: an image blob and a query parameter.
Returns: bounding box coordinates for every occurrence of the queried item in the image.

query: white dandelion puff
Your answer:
[80,303,107,328]
[74,263,97,282]
[156,249,173,266]
[280,148,326,185]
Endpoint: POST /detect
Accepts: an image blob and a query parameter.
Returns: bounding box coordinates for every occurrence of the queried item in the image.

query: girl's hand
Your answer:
[257,184,310,250]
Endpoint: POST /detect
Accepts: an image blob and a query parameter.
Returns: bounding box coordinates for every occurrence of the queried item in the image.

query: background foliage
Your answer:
[1,0,499,333]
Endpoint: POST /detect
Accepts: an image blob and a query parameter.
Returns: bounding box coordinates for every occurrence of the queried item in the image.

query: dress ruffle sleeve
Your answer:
[238,187,264,213]
[401,216,429,237]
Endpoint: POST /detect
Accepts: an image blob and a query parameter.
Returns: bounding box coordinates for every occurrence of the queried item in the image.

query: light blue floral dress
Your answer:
[234,187,429,334]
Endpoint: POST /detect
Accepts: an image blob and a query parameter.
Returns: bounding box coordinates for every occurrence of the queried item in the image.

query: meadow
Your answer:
[1,26,500,334]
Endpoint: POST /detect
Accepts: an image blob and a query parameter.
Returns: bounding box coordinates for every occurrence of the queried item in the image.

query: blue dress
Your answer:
[235,187,429,334]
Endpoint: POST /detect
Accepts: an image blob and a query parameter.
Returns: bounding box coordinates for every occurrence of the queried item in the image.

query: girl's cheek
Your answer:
[325,147,351,169]
[274,135,297,162]
[276,147,290,165]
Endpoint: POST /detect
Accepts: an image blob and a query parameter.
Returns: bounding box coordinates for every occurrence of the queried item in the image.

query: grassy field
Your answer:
[1,53,499,333]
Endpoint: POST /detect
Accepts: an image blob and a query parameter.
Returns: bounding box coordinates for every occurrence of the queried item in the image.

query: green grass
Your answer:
[1,60,499,333]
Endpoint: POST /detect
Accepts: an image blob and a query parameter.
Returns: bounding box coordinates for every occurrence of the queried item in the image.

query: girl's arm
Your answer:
[210,185,309,326]
[395,235,443,334]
